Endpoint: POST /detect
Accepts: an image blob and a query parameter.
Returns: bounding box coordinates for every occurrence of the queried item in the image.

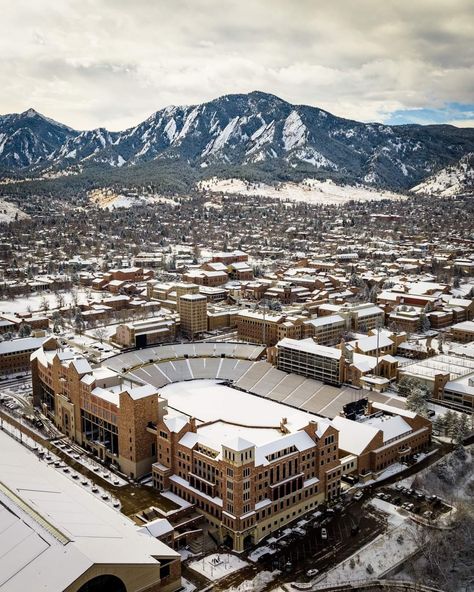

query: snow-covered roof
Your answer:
[277,338,342,360]
[91,386,119,406]
[161,380,332,463]
[0,429,178,592]
[332,416,379,455]
[0,337,46,355]
[71,358,92,375]
[351,353,378,373]
[163,414,189,433]
[451,320,474,332]
[305,314,345,328]
[363,415,412,443]
[371,401,417,419]
[138,518,174,538]
[350,334,393,352]
[127,384,157,400]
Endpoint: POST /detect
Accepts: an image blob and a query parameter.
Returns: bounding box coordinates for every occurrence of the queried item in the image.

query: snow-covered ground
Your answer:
[227,570,280,592]
[0,287,94,316]
[89,188,180,210]
[199,177,406,205]
[0,198,29,223]
[398,445,473,504]
[412,153,474,197]
[188,553,249,581]
[310,501,418,588]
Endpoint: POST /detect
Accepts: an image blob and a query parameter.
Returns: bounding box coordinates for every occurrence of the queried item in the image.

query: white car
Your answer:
[321,528,328,540]
[353,491,363,501]
[306,568,319,577]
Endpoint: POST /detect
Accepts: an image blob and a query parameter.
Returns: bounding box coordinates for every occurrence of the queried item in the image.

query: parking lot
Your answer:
[377,484,451,521]
[249,499,386,585]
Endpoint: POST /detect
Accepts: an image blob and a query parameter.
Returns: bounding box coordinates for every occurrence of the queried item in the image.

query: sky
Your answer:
[0,0,473,131]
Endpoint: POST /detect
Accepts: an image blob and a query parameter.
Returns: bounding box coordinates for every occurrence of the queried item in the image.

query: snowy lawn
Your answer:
[188,553,249,581]
[199,177,406,205]
[0,287,97,316]
[227,570,280,592]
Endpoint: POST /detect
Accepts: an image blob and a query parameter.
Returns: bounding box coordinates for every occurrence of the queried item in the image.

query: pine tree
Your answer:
[433,415,446,435]
[419,313,431,333]
[444,411,457,442]
[453,414,471,446]
[406,386,428,417]
[18,323,32,338]
[398,376,415,397]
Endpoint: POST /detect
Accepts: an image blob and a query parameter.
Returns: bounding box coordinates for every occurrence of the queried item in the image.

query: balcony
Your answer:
[147,421,158,435]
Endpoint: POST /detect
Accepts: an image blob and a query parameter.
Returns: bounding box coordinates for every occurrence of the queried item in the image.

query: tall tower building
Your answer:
[179,293,207,338]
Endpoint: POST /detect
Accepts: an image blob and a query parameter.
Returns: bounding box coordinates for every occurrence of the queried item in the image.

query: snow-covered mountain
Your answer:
[1,92,474,193]
[411,152,474,197]
[0,108,75,170]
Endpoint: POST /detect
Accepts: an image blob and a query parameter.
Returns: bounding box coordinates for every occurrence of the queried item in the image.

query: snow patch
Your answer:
[198,177,405,205]
[282,110,306,151]
[188,553,249,581]
[0,199,29,224]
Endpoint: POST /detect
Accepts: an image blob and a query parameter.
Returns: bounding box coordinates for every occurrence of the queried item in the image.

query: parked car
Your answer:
[306,569,319,577]
[353,491,363,501]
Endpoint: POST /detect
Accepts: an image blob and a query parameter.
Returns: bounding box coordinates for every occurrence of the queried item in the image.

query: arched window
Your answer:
[77,575,127,592]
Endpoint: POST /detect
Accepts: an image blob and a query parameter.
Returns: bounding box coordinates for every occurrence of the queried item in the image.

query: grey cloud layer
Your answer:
[0,0,472,129]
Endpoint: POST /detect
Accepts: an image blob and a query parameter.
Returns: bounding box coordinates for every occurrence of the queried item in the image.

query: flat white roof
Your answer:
[452,321,474,332]
[160,379,325,433]
[0,337,46,355]
[305,314,345,328]
[277,338,342,360]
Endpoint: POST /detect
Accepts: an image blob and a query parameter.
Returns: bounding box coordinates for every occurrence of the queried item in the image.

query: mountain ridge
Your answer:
[1,91,474,195]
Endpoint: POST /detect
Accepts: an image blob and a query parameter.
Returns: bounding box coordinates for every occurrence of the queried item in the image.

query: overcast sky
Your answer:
[1,0,473,130]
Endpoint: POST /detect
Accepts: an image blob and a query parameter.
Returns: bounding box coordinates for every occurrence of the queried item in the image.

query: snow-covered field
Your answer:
[89,188,180,210]
[0,287,93,316]
[0,198,29,223]
[188,553,249,581]
[199,177,406,205]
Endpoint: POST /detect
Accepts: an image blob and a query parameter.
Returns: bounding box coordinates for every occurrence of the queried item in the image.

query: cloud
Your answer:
[0,0,473,129]
[386,103,474,127]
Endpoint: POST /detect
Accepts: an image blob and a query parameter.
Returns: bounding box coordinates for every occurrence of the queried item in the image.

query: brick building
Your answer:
[31,338,161,478]
[333,402,432,476]
[0,336,46,376]
[236,309,306,346]
[114,317,177,348]
[179,294,207,338]
[150,381,341,552]
[450,320,474,343]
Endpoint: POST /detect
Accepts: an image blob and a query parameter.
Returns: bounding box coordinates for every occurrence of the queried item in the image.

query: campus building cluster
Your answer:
[29,338,432,552]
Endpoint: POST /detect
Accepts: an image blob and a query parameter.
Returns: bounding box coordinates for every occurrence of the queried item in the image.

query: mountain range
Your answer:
[1,91,473,195]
